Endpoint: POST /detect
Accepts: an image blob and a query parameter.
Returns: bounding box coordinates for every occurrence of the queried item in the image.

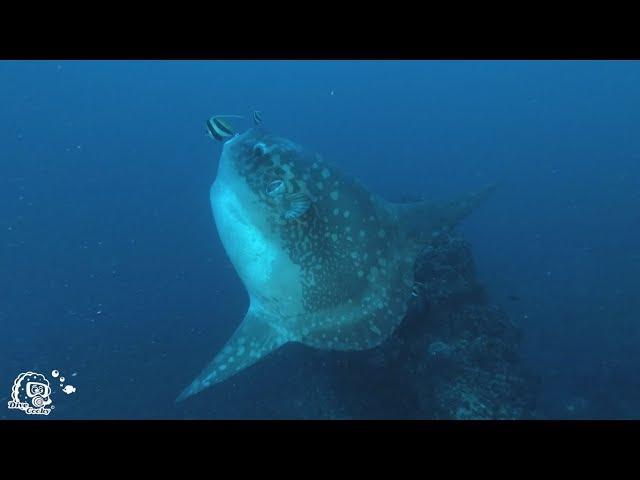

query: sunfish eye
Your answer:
[253,142,268,156]
[266,180,285,197]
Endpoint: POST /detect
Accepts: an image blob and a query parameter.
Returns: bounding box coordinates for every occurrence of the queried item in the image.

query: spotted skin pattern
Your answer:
[177,128,493,401]
[226,130,416,347]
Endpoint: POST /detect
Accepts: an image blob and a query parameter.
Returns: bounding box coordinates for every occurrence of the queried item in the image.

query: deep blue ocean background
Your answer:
[1,60,639,419]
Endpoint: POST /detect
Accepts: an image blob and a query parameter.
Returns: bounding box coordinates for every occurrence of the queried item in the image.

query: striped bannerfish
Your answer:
[206,115,243,141]
[252,110,262,126]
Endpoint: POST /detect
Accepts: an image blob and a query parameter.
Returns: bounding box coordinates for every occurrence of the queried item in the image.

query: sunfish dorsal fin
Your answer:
[176,305,288,402]
[392,183,497,244]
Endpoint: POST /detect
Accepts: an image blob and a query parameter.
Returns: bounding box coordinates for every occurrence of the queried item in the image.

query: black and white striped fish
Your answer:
[206,115,241,141]
[252,110,263,126]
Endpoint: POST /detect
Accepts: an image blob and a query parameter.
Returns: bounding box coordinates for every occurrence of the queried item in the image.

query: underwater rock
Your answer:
[403,233,537,418]
[413,235,485,308]
[427,340,455,359]
[287,231,538,419]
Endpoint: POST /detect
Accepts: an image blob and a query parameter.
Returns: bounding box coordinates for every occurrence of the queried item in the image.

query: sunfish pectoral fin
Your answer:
[176,307,288,402]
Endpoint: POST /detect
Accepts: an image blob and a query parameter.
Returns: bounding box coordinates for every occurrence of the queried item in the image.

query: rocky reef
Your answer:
[317,232,537,419]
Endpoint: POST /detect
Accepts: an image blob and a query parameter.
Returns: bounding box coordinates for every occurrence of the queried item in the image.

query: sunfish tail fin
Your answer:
[393,183,497,243]
[176,306,288,402]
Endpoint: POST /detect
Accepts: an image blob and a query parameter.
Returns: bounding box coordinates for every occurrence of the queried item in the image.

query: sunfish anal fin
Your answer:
[176,306,288,402]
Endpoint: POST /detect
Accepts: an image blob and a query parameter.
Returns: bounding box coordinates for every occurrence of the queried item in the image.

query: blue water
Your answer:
[2,60,639,419]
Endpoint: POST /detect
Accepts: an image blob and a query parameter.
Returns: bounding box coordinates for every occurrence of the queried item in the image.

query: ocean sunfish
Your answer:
[177,128,495,401]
